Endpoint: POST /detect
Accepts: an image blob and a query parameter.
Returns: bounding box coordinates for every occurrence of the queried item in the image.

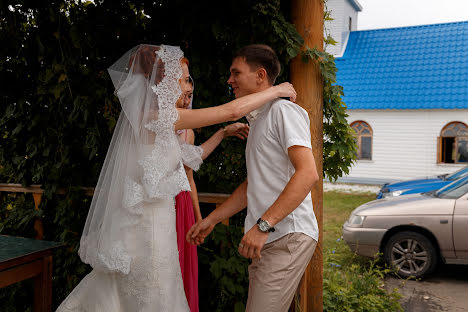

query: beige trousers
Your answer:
[245,232,317,312]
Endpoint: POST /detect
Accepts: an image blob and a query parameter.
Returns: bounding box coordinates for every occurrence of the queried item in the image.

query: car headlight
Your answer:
[347,214,366,227]
[382,190,403,198]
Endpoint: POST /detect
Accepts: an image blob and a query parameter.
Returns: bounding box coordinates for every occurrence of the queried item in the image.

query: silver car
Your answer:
[343,176,468,278]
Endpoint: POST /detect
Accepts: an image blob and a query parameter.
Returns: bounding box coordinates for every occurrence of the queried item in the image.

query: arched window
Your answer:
[438,122,468,163]
[351,121,373,160]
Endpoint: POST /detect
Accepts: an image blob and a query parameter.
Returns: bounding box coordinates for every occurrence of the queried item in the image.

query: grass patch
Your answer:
[323,191,403,312]
[323,191,375,247]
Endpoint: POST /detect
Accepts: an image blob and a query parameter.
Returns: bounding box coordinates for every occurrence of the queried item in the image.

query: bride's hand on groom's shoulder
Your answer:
[274,82,297,102]
[224,122,249,140]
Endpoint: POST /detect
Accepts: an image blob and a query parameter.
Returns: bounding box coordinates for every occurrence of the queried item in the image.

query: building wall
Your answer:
[325,0,360,56]
[346,110,468,181]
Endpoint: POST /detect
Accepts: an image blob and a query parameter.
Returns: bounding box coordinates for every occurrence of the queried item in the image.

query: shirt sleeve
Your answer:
[273,101,312,153]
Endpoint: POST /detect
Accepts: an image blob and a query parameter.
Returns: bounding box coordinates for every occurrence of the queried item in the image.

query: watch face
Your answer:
[259,221,269,232]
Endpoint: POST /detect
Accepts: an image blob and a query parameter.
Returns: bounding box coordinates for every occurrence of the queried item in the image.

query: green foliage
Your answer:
[198,222,250,311]
[0,281,34,312]
[324,240,402,312]
[0,194,39,236]
[1,0,356,310]
[322,191,403,312]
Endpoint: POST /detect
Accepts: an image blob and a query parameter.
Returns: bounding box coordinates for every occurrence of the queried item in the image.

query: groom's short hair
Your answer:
[234,44,281,85]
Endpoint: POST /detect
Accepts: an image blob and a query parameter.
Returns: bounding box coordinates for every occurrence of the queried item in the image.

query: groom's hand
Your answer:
[186,217,216,245]
[238,225,269,259]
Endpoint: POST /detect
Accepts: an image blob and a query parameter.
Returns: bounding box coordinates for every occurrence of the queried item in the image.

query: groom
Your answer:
[187,44,319,312]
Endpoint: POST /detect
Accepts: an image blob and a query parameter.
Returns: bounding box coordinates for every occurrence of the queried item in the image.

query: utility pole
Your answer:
[290,0,324,311]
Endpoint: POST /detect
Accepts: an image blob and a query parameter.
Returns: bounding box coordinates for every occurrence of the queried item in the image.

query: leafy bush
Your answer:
[198,222,249,312]
[1,0,356,310]
[324,238,403,312]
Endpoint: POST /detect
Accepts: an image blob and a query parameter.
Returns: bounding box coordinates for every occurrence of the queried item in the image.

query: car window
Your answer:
[435,176,468,199]
[446,166,468,181]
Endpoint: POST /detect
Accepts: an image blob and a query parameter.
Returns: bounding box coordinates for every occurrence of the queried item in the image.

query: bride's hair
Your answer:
[181,57,189,66]
[127,45,189,86]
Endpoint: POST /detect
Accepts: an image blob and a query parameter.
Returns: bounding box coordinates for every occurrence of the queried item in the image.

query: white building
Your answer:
[324,0,362,56]
[345,110,468,183]
[332,17,468,183]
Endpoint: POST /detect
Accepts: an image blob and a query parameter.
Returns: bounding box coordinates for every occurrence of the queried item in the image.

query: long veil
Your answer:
[78,44,200,274]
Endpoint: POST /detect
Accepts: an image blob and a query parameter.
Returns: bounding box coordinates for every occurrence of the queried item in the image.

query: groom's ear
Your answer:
[256,68,268,85]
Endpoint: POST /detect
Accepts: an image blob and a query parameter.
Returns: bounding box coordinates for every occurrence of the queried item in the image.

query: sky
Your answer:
[357,0,468,30]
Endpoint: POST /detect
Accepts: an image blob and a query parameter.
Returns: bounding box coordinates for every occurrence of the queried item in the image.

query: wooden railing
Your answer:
[0,183,230,240]
[1,184,301,311]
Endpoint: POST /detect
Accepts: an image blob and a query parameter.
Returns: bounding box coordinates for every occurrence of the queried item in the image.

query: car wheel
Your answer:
[384,231,437,278]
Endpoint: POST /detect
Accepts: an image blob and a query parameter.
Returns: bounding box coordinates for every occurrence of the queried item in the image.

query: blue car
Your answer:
[377,166,468,199]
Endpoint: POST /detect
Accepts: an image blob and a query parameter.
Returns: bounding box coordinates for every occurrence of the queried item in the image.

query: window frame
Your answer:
[438,121,468,164]
[351,120,373,161]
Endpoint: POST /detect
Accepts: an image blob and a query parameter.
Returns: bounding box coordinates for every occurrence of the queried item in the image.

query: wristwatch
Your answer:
[256,218,275,233]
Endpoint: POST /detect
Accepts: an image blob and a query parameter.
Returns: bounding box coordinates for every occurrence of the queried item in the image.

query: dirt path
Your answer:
[385,264,468,311]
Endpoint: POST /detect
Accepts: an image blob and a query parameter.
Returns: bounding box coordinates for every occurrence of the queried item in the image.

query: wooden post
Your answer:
[33,255,53,312]
[290,0,324,311]
[32,193,44,240]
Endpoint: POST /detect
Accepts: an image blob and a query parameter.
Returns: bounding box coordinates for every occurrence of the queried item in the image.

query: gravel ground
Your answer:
[385,264,468,312]
[324,182,381,195]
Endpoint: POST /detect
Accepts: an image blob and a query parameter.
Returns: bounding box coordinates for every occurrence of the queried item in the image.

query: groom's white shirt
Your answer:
[245,99,319,244]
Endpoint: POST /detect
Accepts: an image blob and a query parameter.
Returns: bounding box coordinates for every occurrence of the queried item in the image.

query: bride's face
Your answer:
[180,63,192,94]
[176,90,192,109]
[176,62,192,108]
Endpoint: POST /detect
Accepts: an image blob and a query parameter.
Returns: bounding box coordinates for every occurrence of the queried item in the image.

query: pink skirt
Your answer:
[175,191,199,312]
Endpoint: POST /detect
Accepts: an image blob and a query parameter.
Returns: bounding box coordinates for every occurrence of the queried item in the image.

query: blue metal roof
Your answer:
[336,21,468,110]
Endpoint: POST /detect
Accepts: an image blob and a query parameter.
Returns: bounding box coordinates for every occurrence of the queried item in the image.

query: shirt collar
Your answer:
[245,101,272,124]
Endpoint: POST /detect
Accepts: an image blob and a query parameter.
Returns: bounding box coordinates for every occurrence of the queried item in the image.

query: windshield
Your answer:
[435,175,468,199]
[446,166,468,181]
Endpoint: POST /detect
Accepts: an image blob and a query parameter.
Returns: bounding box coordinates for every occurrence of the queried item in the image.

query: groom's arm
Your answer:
[209,179,248,222]
[238,146,318,259]
[261,145,318,225]
[263,101,318,225]
[187,179,248,245]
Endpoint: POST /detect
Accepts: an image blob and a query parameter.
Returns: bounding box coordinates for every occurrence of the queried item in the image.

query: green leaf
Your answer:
[286,46,299,58]
[11,124,23,136]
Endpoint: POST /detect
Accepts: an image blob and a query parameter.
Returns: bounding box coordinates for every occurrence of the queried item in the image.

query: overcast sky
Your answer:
[357,0,468,30]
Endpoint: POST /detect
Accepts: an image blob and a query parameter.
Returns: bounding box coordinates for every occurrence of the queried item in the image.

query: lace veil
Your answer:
[78,44,202,274]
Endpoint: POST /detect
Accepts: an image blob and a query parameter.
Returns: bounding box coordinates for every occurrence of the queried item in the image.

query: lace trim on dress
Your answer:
[137,44,191,200]
[98,241,131,274]
[146,44,183,138]
[180,143,203,171]
[123,177,145,213]
[137,145,191,198]
[79,236,132,275]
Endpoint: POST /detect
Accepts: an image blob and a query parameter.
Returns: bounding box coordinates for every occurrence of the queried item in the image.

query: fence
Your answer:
[0,183,230,240]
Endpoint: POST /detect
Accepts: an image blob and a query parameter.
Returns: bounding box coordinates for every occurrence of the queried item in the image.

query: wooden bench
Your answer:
[0,235,62,312]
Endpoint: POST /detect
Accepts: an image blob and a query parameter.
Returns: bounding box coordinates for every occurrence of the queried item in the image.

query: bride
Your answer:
[56,44,296,312]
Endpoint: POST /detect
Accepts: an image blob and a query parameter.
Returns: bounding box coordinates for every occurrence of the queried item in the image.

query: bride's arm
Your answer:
[181,130,203,222]
[174,82,296,130]
[200,123,248,160]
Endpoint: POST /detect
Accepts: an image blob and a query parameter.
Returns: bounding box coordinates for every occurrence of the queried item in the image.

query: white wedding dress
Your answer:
[56,44,201,312]
[57,146,190,312]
